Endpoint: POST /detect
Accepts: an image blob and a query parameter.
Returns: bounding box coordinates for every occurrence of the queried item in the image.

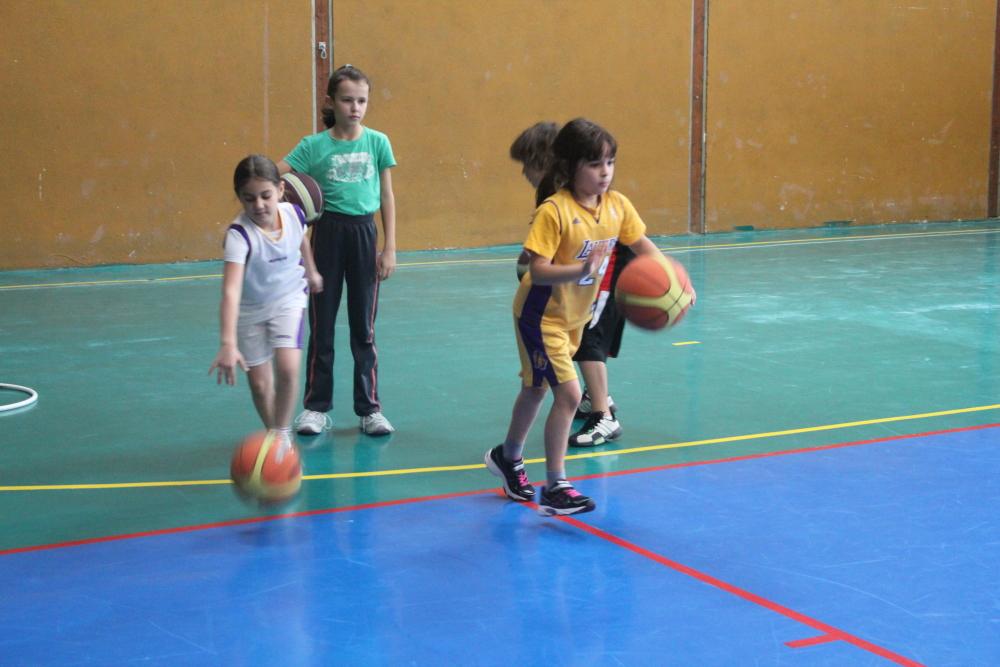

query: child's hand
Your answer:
[307,271,324,293]
[378,248,397,281]
[208,344,248,386]
[581,240,611,278]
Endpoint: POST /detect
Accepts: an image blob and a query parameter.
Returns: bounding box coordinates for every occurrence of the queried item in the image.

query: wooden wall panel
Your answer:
[705,1,996,231]
[3,2,998,268]
[325,0,693,250]
[1,0,313,269]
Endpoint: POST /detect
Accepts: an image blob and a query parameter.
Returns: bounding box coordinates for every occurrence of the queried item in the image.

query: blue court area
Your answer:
[2,425,996,666]
[2,223,1000,665]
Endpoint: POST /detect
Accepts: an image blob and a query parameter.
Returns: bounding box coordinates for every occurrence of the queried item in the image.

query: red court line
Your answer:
[2,421,996,557]
[0,488,492,557]
[786,633,839,649]
[572,421,1000,483]
[557,514,926,666]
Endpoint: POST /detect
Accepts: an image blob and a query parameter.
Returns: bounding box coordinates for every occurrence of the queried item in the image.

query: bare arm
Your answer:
[208,262,248,385]
[377,168,397,280]
[277,160,292,175]
[526,241,610,286]
[627,235,662,258]
[300,235,323,293]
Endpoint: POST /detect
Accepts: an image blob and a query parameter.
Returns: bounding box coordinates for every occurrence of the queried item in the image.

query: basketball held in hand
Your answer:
[281,172,324,222]
[614,254,695,331]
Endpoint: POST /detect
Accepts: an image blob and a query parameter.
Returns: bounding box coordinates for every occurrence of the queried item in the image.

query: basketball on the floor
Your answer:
[281,172,324,222]
[615,254,695,330]
[230,431,303,505]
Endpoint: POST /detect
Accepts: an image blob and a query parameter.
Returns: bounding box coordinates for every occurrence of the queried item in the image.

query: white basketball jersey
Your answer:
[223,202,308,308]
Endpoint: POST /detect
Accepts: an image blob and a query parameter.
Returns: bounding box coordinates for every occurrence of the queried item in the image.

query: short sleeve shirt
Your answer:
[224,202,308,310]
[514,189,646,331]
[284,127,396,215]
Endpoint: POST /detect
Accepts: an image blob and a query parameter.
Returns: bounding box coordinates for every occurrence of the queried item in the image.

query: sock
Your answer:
[502,440,524,463]
[546,472,567,490]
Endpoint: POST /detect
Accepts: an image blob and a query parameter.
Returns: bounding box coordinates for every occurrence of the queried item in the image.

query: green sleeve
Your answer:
[284,136,313,174]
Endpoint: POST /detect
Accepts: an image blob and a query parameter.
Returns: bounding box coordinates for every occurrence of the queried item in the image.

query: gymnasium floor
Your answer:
[1,221,998,666]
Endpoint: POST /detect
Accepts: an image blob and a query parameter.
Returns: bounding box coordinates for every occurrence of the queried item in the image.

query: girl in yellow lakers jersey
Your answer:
[486,118,670,516]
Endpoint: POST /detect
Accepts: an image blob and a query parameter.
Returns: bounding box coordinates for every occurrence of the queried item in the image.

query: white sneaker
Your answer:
[569,411,622,447]
[360,411,394,435]
[295,410,331,435]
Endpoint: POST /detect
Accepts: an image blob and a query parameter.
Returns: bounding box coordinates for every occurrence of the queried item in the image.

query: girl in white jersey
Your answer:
[209,155,323,449]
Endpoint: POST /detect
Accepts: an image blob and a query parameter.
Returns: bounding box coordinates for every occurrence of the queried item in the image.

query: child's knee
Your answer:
[272,364,298,386]
[552,382,582,410]
[247,369,271,394]
[520,385,547,403]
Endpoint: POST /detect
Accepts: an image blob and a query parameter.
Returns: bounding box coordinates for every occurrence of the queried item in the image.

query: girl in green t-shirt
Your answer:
[279,64,398,438]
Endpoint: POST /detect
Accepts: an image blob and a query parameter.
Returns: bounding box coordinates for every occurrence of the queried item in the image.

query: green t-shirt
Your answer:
[284,127,396,216]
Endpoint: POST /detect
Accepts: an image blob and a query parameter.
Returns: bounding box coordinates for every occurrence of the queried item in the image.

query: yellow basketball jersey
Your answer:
[514,189,646,331]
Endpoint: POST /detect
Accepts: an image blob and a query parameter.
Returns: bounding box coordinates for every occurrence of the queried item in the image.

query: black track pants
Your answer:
[302,211,381,416]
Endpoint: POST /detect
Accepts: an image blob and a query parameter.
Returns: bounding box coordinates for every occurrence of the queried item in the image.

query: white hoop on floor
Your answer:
[0,383,38,413]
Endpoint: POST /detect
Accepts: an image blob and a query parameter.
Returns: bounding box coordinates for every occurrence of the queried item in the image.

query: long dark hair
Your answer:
[321,64,372,129]
[535,118,617,206]
[233,154,281,194]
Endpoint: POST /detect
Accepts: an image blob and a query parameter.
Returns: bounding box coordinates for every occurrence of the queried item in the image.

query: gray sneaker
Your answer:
[295,409,331,435]
[360,411,394,435]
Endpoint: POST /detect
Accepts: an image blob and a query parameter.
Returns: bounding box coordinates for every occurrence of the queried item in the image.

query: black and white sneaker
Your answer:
[484,445,536,501]
[538,481,596,516]
[575,390,617,420]
[569,411,622,447]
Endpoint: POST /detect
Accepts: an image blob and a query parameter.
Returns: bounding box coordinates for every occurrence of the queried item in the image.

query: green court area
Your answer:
[2,221,998,552]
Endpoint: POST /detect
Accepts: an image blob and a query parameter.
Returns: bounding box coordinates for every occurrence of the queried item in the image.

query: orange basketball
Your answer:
[230,431,303,505]
[615,254,695,331]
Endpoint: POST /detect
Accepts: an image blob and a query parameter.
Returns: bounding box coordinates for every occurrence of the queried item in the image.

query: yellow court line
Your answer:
[2,403,996,492]
[390,257,514,268]
[658,226,1000,253]
[563,403,1000,461]
[2,226,997,291]
[0,274,223,291]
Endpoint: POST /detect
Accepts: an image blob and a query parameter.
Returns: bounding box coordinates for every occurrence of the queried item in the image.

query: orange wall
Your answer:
[2,1,997,269]
[706,1,996,230]
[2,0,314,269]
[326,0,693,250]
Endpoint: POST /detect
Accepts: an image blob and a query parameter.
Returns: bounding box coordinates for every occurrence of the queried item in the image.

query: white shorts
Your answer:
[238,297,307,368]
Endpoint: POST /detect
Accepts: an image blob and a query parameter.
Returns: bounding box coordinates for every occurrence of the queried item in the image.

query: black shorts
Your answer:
[573,300,626,362]
[573,244,635,363]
